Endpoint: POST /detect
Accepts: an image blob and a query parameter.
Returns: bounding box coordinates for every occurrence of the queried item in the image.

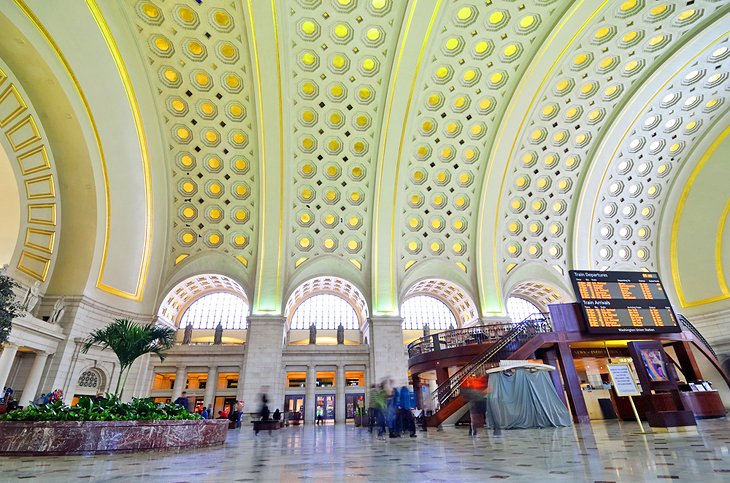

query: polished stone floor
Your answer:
[2,419,730,482]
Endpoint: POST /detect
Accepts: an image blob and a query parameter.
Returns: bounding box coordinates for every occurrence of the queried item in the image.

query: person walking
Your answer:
[234,400,244,428]
[462,375,487,436]
[399,386,416,437]
[372,382,387,439]
[173,391,190,411]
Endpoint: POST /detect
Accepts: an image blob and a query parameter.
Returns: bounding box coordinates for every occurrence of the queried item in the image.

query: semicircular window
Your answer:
[179,292,249,330]
[290,294,359,330]
[402,295,456,330]
[506,296,542,324]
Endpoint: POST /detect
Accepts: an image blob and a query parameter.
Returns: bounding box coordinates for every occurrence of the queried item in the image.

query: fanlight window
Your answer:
[506,296,542,324]
[179,292,249,330]
[78,370,100,389]
[290,294,359,330]
[402,295,456,330]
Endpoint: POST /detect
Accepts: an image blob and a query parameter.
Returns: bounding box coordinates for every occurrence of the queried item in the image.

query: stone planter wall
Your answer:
[0,419,228,455]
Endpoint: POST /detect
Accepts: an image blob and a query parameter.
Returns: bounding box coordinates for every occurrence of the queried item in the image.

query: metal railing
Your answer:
[678,314,717,359]
[407,323,516,358]
[429,313,552,409]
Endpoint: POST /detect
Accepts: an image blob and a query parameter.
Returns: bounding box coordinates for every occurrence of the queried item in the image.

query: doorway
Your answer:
[345,393,364,419]
[315,394,335,421]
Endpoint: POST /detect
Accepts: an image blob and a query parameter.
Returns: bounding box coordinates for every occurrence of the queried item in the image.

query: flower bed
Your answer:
[0,419,228,455]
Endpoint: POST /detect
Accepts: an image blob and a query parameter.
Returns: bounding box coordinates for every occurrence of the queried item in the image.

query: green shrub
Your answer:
[0,394,202,422]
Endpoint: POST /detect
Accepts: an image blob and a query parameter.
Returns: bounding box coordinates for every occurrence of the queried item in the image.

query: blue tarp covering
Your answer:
[488,369,572,429]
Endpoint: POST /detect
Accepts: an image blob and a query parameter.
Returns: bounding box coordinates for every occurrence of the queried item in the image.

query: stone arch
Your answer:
[157,273,249,328]
[502,262,573,312]
[284,276,369,331]
[0,58,63,288]
[401,278,479,327]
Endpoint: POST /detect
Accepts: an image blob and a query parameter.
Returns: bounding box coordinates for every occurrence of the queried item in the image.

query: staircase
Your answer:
[425,314,553,427]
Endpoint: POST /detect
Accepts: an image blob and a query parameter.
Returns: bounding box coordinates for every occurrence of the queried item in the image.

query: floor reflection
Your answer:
[1,419,730,482]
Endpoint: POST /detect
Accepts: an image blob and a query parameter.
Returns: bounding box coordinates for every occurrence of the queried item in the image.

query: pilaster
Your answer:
[240,315,285,414]
[367,316,408,387]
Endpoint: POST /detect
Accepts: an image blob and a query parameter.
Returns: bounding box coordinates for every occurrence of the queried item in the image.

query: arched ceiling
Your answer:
[1,0,728,320]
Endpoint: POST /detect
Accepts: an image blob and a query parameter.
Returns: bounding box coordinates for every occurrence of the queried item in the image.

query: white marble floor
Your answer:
[2,419,730,482]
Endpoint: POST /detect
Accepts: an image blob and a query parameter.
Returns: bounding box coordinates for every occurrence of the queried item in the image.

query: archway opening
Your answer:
[401,279,478,344]
[506,296,543,324]
[285,276,368,345]
[158,274,249,345]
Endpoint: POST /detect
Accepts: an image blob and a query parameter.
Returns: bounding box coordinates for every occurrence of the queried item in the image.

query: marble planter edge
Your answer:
[0,419,228,455]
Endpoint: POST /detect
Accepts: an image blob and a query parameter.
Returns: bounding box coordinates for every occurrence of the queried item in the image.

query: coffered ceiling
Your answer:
[2,0,728,318]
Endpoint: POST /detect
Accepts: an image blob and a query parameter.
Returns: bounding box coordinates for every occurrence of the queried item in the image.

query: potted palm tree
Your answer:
[81,318,174,398]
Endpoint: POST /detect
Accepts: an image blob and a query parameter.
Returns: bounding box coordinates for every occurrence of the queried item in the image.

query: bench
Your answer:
[252,420,283,434]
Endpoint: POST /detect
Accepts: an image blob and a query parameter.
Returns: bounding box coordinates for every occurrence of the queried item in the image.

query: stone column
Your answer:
[335,364,346,423]
[0,343,19,391]
[205,366,218,408]
[171,365,187,401]
[240,315,285,414]
[22,351,49,404]
[368,316,408,386]
[305,364,316,423]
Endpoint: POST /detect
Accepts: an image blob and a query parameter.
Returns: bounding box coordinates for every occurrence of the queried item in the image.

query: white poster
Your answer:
[607,363,640,397]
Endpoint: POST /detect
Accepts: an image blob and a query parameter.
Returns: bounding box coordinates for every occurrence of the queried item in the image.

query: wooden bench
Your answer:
[252,420,283,434]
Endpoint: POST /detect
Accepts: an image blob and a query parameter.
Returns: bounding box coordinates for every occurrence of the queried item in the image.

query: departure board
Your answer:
[569,270,681,334]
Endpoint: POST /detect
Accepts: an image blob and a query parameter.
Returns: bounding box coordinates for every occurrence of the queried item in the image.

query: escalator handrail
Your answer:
[678,314,717,359]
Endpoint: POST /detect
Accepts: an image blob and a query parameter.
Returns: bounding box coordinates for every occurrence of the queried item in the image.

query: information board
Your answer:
[607,363,641,397]
[569,270,681,334]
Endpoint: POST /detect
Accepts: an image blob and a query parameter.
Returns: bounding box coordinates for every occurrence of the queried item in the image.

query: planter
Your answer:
[0,419,228,455]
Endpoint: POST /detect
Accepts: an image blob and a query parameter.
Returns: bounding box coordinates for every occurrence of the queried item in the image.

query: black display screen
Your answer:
[568,270,681,334]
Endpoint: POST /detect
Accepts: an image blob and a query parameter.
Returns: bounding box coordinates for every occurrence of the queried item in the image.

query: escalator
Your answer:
[425,314,553,427]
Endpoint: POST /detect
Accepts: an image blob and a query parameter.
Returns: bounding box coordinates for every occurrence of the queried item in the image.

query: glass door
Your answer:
[315,394,335,420]
[285,395,305,424]
[345,393,364,419]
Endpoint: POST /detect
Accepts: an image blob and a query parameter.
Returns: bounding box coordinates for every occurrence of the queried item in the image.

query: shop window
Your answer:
[345,371,364,386]
[152,373,175,390]
[288,378,306,388]
[316,371,335,387]
[290,294,359,330]
[506,296,542,324]
[179,292,249,330]
[402,295,456,330]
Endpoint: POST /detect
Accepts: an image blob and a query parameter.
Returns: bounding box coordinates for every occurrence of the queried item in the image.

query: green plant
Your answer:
[81,318,175,397]
[0,394,201,422]
[0,274,23,345]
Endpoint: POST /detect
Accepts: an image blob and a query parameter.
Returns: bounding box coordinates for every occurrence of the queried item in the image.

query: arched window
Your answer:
[402,295,457,330]
[78,370,100,389]
[506,296,542,324]
[179,292,249,330]
[290,294,359,330]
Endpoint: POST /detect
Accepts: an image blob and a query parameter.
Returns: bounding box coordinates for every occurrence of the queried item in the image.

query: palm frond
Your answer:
[81,318,176,395]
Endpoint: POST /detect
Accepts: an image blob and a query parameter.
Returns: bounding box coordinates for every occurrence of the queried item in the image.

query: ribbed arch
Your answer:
[157,274,248,327]
[285,276,369,329]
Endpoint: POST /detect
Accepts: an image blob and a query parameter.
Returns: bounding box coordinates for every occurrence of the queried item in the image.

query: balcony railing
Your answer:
[407,323,517,358]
